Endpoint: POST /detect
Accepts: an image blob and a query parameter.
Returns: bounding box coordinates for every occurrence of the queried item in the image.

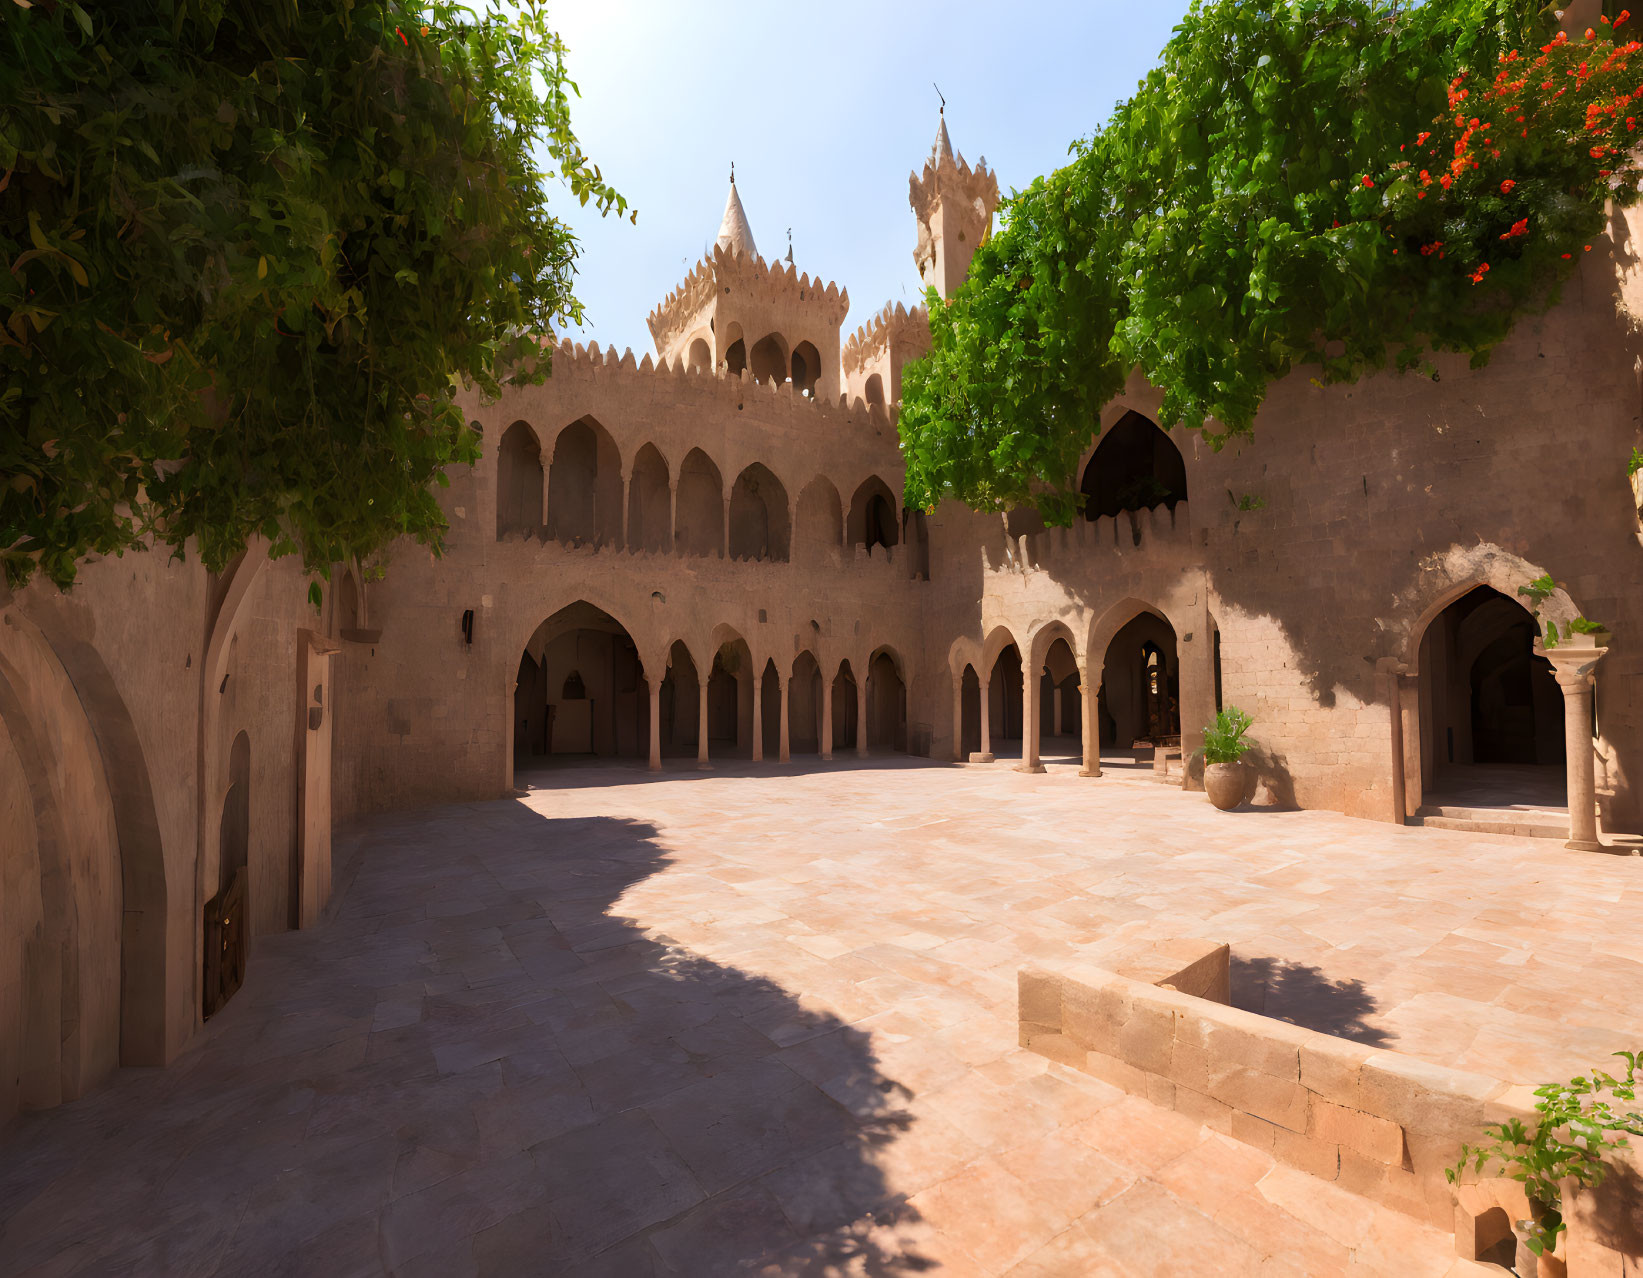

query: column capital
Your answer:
[1538,640,1607,688]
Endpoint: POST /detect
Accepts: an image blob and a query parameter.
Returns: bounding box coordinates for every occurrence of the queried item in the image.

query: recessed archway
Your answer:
[1080,411,1187,521]
[791,341,820,395]
[750,333,789,385]
[1416,586,1565,811]
[676,449,724,558]
[867,649,907,752]
[687,337,712,372]
[1041,637,1082,757]
[1098,609,1180,759]
[760,658,782,759]
[728,464,791,562]
[546,417,622,547]
[514,602,649,769]
[847,477,899,552]
[660,641,700,759]
[987,643,1023,759]
[708,632,755,757]
[864,373,884,406]
[959,664,981,758]
[496,420,543,539]
[722,322,746,378]
[627,443,670,553]
[790,651,824,754]
[832,660,860,753]
[795,477,844,561]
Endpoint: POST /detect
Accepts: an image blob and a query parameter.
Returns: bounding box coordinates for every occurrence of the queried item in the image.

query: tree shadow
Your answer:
[1231,955,1393,1047]
[0,802,927,1275]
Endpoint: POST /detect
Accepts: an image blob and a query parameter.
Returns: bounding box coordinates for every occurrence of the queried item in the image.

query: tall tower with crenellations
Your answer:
[646,171,848,401]
[909,109,999,301]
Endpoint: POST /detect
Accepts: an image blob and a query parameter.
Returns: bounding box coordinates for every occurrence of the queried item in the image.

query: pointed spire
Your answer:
[932,111,954,167]
[715,166,757,259]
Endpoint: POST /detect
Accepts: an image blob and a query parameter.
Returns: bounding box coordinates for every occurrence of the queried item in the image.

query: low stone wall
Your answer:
[1018,952,1533,1233]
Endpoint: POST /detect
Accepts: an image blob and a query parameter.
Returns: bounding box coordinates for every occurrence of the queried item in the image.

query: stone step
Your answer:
[1414,805,1568,839]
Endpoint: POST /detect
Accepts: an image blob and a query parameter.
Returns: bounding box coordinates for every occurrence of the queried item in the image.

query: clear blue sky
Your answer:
[547,1,1193,356]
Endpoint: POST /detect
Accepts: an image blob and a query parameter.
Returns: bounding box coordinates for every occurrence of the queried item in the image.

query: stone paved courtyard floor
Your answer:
[3,753,1640,1276]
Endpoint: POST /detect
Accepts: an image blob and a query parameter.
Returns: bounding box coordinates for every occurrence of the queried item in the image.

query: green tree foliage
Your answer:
[899,0,1642,521]
[1,0,630,590]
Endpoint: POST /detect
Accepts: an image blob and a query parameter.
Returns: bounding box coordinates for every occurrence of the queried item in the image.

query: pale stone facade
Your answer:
[1,104,1640,1188]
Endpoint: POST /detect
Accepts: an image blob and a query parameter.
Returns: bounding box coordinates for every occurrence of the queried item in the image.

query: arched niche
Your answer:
[867,649,907,751]
[687,337,712,372]
[707,632,754,755]
[791,341,820,396]
[750,333,789,385]
[675,449,724,558]
[660,641,701,757]
[1080,411,1187,521]
[794,477,844,561]
[722,322,746,378]
[496,421,544,538]
[864,373,885,406]
[847,476,900,552]
[627,443,671,553]
[547,416,622,547]
[790,651,823,754]
[729,463,791,562]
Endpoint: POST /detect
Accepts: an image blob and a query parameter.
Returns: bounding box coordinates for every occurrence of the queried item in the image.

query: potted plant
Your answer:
[1201,706,1254,811]
[1448,1051,1642,1275]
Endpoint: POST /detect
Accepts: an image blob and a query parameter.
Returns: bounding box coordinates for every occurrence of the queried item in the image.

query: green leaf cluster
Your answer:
[899,0,1636,520]
[1447,1051,1643,1255]
[2,0,630,590]
[1202,704,1254,763]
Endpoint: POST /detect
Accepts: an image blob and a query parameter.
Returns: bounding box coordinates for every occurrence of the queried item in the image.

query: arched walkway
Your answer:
[790,652,824,756]
[986,643,1023,760]
[959,665,981,760]
[728,464,791,562]
[722,322,747,378]
[1080,411,1187,522]
[660,642,701,760]
[708,632,755,758]
[1040,637,1082,760]
[832,661,859,753]
[867,650,906,752]
[1097,609,1180,771]
[1416,586,1565,812]
[514,603,649,771]
[496,421,543,538]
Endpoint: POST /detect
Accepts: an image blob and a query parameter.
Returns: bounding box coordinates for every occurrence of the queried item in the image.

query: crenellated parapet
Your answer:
[981,501,1196,575]
[842,300,932,406]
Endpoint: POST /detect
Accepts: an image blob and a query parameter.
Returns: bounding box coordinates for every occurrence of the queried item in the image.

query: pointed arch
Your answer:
[795,477,844,560]
[750,333,789,385]
[791,341,821,395]
[547,416,623,547]
[496,420,544,538]
[1080,411,1187,520]
[676,448,724,558]
[847,476,899,551]
[627,443,671,553]
[729,463,791,562]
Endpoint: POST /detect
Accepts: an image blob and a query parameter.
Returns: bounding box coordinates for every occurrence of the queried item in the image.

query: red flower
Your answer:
[1500,179,1516,193]
[1469,262,1491,284]
[1417,131,1432,145]
[1500,218,1529,240]
[395,25,408,45]
[1619,10,1632,30]
[1361,174,1375,188]
[1440,174,1454,189]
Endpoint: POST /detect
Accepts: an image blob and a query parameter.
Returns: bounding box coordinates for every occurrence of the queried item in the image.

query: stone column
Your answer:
[856,673,869,759]
[1399,674,1423,819]
[696,678,710,770]
[721,495,731,559]
[1542,642,1607,851]
[751,670,763,763]
[1019,657,1045,773]
[778,675,791,763]
[648,680,662,772]
[1177,603,1217,792]
[952,674,966,762]
[977,676,995,763]
[1052,685,1064,736]
[668,483,678,553]
[820,672,834,761]
[1080,672,1101,777]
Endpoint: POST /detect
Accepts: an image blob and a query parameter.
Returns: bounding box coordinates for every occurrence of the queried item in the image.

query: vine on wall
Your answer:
[899,1,1643,522]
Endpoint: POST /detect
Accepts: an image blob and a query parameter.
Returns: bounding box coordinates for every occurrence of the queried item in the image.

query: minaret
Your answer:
[909,109,999,299]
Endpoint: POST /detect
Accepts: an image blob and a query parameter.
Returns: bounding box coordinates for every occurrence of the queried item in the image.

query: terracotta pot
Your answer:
[1204,761,1248,811]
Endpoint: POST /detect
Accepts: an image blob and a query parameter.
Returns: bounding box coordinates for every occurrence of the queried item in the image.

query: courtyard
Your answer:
[4,754,1636,1276]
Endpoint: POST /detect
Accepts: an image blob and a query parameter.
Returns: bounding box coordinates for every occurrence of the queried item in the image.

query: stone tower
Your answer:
[909,111,1000,300]
[647,173,848,400]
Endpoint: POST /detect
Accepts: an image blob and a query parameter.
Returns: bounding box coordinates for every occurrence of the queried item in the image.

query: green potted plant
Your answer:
[1448,1051,1642,1273]
[1201,706,1254,811]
